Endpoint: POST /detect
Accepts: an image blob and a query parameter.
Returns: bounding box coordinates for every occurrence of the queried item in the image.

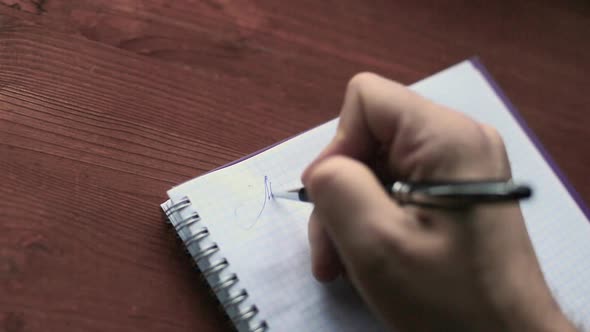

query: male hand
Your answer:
[303,73,576,332]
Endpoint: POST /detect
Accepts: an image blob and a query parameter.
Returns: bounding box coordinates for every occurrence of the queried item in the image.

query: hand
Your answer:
[302,73,576,332]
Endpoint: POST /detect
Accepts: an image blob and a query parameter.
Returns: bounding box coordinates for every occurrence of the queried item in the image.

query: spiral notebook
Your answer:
[161,59,590,332]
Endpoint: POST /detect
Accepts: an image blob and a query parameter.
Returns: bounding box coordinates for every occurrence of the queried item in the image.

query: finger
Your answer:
[304,155,408,266]
[335,72,436,159]
[308,210,344,282]
[303,72,478,182]
[303,72,435,182]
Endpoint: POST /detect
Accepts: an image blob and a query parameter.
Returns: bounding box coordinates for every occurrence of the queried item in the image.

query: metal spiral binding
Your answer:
[203,258,229,277]
[222,289,248,308]
[250,322,269,332]
[174,212,200,232]
[233,305,265,331]
[164,196,191,216]
[212,273,239,293]
[165,196,267,332]
[184,227,210,247]
[233,305,258,322]
[191,244,219,262]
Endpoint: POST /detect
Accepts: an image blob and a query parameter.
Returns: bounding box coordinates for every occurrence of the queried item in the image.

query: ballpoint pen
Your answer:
[274,180,532,207]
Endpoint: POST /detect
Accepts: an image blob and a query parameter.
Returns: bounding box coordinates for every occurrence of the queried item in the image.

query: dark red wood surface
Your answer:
[1,1,588,331]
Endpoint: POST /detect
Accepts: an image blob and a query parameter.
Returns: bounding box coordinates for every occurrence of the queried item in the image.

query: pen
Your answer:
[274,180,532,207]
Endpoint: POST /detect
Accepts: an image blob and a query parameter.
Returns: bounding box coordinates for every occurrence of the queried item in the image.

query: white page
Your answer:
[167,60,590,331]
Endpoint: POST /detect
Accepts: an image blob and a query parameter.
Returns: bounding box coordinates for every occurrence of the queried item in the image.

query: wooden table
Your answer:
[1,1,588,331]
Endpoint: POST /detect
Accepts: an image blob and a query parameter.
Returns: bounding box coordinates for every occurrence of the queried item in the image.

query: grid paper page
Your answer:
[167,60,590,331]
[169,118,385,331]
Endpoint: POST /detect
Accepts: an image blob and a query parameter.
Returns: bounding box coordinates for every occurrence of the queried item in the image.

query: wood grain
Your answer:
[5,0,589,196]
[0,1,589,331]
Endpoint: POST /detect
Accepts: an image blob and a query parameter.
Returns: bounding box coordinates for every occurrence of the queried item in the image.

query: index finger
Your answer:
[302,72,435,181]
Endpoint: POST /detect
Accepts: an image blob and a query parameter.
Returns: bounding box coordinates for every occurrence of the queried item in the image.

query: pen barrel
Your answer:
[390,180,532,206]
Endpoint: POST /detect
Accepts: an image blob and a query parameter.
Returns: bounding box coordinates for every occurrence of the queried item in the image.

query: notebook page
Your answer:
[169,118,385,331]
[167,60,590,330]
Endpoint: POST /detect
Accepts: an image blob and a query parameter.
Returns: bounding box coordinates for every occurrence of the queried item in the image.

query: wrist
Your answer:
[506,307,576,332]
[495,270,576,332]
[465,204,577,332]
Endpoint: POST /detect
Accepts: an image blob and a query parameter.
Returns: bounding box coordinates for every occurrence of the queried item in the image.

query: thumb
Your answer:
[304,155,408,270]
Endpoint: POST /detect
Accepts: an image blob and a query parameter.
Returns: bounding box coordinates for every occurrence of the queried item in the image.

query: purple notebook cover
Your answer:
[210,58,590,221]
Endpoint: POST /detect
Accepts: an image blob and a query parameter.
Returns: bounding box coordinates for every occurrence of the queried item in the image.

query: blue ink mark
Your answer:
[251,176,273,226]
[236,176,275,229]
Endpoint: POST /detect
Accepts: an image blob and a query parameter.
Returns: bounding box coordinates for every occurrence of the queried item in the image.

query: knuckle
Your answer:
[347,72,380,94]
[451,122,505,155]
[480,124,511,177]
[484,125,507,153]
[306,156,347,195]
